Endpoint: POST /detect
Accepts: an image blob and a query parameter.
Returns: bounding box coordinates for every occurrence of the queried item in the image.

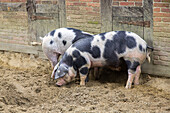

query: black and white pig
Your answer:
[51,31,153,89]
[40,28,93,68]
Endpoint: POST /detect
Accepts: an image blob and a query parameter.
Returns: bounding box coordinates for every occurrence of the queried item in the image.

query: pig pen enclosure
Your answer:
[0,0,170,112]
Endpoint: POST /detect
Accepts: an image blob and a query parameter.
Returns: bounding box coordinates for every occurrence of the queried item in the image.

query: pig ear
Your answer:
[51,63,59,79]
[39,37,44,41]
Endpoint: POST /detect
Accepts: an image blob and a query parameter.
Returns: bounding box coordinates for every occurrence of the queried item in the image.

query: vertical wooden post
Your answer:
[143,0,153,46]
[100,0,113,32]
[58,0,66,28]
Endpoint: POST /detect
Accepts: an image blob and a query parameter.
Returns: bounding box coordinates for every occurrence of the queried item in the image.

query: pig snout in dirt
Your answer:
[52,31,153,88]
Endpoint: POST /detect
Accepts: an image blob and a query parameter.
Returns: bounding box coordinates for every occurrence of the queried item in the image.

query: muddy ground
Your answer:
[0,51,170,113]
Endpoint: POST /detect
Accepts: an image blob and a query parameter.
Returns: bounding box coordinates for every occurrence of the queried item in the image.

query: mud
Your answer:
[0,51,170,113]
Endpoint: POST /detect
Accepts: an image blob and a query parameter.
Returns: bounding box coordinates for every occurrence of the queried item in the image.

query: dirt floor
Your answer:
[0,51,170,113]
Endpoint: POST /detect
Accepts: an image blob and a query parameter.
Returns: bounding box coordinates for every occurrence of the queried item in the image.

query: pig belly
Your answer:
[91,60,106,67]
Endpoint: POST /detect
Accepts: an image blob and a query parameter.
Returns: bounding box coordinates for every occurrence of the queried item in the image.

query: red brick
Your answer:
[153,17,162,22]
[81,7,93,11]
[53,1,58,5]
[73,3,87,6]
[153,60,170,66]
[93,7,100,12]
[35,0,41,4]
[87,3,100,7]
[80,0,93,2]
[154,22,170,26]
[93,0,99,2]
[114,0,127,1]
[135,2,142,6]
[154,8,161,12]
[1,0,11,2]
[154,56,159,60]
[162,17,170,22]
[154,3,169,7]
[19,0,27,2]
[67,6,80,10]
[153,12,170,17]
[66,2,74,6]
[154,26,170,32]
[128,0,142,1]
[153,51,169,56]
[120,2,134,6]
[11,0,20,2]
[113,2,119,6]
[67,0,79,1]
[160,56,170,61]
[154,0,162,2]
[161,8,170,12]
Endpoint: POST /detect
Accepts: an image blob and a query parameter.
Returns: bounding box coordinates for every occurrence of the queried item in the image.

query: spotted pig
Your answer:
[40,28,93,68]
[52,31,153,89]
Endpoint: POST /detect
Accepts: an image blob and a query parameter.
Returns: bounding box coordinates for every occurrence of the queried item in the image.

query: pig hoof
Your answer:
[125,83,132,89]
[80,82,85,86]
[134,82,139,85]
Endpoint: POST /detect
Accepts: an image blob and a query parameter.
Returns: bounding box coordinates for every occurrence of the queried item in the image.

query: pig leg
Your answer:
[125,71,135,89]
[125,60,140,89]
[134,65,141,85]
[79,57,91,86]
[94,67,100,80]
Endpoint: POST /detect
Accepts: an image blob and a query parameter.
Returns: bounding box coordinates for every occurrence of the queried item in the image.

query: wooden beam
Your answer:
[58,0,66,28]
[142,62,170,78]
[100,0,112,32]
[0,42,38,55]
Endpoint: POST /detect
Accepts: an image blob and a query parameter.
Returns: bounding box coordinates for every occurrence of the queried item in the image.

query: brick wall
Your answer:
[112,0,143,7]
[0,0,58,46]
[153,0,170,66]
[0,0,28,45]
[66,0,101,34]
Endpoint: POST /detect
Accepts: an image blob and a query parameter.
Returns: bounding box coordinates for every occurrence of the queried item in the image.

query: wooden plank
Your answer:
[58,0,66,27]
[100,0,112,32]
[0,42,38,54]
[112,17,144,38]
[112,6,143,17]
[36,4,59,13]
[142,62,170,78]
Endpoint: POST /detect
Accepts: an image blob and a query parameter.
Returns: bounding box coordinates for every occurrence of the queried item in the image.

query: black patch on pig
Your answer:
[67,28,93,43]
[50,40,53,45]
[62,40,67,46]
[73,56,87,70]
[125,60,131,69]
[61,53,73,67]
[91,46,100,58]
[72,37,94,53]
[139,44,143,52]
[143,48,146,52]
[103,39,119,65]
[108,31,137,54]
[112,33,127,54]
[58,32,62,38]
[72,50,81,58]
[80,67,88,75]
[131,61,140,71]
[50,30,55,36]
[126,36,136,49]
[100,32,106,40]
